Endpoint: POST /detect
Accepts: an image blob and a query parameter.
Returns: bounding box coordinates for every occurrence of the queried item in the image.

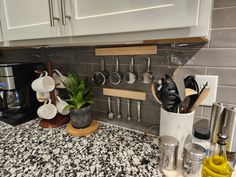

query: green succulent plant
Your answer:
[64,73,93,110]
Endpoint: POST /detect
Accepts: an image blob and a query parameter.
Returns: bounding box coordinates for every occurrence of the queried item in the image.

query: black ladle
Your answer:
[92,59,109,86]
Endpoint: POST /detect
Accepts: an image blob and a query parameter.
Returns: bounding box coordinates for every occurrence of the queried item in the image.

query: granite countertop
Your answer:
[0,119,163,177]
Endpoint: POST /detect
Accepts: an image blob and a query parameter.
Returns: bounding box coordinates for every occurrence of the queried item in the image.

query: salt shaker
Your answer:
[182,143,206,177]
[159,135,179,170]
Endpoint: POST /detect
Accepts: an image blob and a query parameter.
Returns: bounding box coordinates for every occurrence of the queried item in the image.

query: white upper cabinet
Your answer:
[0,0,212,45]
[69,0,200,36]
[0,0,61,41]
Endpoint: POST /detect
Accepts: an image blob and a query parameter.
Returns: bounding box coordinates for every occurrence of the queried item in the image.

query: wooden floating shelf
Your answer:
[103,88,146,101]
[95,45,157,56]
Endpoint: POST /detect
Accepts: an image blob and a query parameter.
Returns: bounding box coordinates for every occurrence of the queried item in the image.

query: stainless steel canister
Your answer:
[209,102,225,144]
[224,107,236,169]
[159,135,179,170]
[182,143,206,177]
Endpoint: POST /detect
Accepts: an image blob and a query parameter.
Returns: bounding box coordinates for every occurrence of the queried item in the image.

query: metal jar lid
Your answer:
[159,135,179,150]
[184,143,206,161]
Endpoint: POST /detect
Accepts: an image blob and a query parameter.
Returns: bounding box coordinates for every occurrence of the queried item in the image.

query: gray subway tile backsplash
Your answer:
[217,86,236,104]
[212,8,236,28]
[1,0,236,133]
[185,48,236,67]
[208,67,236,86]
[210,29,236,48]
[214,0,236,8]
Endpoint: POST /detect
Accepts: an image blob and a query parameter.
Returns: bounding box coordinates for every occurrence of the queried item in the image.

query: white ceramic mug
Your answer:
[56,96,69,115]
[53,69,68,89]
[37,99,57,119]
[31,71,55,92]
[36,92,50,102]
[36,90,59,102]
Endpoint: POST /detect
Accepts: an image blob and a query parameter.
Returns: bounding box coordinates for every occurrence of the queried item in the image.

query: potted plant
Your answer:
[64,73,93,129]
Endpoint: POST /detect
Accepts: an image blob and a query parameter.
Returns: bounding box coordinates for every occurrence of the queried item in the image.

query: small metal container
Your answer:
[182,143,206,177]
[159,135,179,170]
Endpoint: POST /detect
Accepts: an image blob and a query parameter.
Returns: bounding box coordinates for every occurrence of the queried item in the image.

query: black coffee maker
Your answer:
[0,63,41,126]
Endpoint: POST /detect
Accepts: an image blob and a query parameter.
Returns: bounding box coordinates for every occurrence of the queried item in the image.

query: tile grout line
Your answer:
[211,27,236,30]
[213,6,236,10]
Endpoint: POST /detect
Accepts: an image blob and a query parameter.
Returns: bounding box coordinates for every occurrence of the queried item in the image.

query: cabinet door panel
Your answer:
[0,0,60,41]
[70,0,200,36]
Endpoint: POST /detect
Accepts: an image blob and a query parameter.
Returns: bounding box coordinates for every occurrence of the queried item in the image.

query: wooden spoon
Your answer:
[190,88,210,112]
[185,88,198,97]
[151,83,162,105]
[180,89,199,113]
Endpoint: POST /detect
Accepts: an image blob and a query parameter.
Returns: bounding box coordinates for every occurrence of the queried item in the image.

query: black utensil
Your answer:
[159,83,180,112]
[125,57,137,84]
[184,75,199,93]
[142,56,154,84]
[92,59,109,86]
[159,75,181,112]
[109,57,123,85]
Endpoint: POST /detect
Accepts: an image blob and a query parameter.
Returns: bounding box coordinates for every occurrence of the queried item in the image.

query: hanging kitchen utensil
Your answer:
[92,59,109,86]
[142,56,154,84]
[190,88,210,112]
[137,100,142,122]
[107,96,114,119]
[173,66,187,102]
[109,57,123,85]
[127,99,131,120]
[116,97,122,119]
[125,56,137,84]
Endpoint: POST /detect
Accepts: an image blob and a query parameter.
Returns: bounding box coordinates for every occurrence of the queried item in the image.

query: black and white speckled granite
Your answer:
[0,119,163,177]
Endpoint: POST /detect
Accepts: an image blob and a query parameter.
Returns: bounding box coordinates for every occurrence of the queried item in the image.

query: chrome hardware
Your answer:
[127,99,131,120]
[48,0,59,27]
[60,0,71,25]
[116,98,121,119]
[137,100,141,122]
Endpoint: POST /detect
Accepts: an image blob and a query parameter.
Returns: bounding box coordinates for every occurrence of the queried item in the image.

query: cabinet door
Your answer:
[0,0,61,41]
[69,0,200,36]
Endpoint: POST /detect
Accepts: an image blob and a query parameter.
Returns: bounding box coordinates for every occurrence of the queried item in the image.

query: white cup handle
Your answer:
[39,71,48,78]
[44,98,51,105]
[53,69,63,77]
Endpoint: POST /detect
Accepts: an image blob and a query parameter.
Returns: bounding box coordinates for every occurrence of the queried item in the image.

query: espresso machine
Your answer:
[0,63,41,126]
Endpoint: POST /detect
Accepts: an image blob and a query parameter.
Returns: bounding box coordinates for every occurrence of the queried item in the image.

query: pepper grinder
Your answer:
[224,107,236,170]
